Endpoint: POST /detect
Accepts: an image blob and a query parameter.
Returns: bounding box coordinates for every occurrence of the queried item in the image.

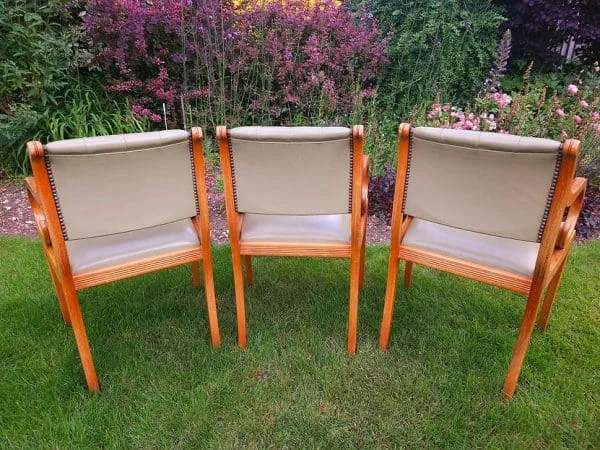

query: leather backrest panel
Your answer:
[46,130,197,240]
[404,127,561,242]
[228,126,353,215]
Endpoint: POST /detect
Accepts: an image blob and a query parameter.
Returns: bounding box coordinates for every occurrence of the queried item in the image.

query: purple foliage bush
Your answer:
[83,0,390,127]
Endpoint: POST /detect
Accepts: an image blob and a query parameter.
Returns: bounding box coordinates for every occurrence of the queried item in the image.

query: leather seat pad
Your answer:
[402,218,540,277]
[66,219,199,275]
[241,214,351,244]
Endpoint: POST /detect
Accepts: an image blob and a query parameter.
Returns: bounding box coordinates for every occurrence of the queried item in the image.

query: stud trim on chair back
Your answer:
[226,126,353,215]
[43,130,198,241]
[402,127,563,242]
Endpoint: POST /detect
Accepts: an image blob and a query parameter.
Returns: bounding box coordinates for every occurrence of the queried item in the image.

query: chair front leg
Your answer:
[191,261,201,288]
[200,253,221,348]
[63,280,100,391]
[359,219,366,289]
[537,257,568,331]
[243,255,254,286]
[232,250,248,348]
[404,261,414,288]
[379,254,400,350]
[503,287,544,400]
[347,250,361,355]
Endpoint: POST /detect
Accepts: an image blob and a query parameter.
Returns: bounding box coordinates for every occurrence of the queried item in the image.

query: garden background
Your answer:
[0,0,599,237]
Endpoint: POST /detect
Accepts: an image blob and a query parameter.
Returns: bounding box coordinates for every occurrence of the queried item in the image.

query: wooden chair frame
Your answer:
[379,123,587,400]
[217,125,369,354]
[26,127,220,391]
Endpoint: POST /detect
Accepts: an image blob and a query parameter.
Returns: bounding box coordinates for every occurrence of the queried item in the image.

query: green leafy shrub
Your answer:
[1,79,149,173]
[353,0,505,117]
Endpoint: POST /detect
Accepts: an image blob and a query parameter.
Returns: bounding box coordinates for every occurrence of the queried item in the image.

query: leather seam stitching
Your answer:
[43,145,69,241]
[187,135,200,214]
[348,136,354,213]
[227,131,239,212]
[538,145,563,242]
[402,128,414,214]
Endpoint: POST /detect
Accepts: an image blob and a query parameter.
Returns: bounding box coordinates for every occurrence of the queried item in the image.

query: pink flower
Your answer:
[561,130,568,138]
[567,84,578,95]
[555,108,566,118]
[492,92,512,109]
[580,100,589,109]
[594,123,600,136]
[574,115,582,123]
[592,111,600,121]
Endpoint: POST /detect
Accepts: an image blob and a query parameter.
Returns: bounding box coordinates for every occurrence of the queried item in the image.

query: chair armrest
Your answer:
[361,155,369,216]
[556,177,587,249]
[25,177,52,248]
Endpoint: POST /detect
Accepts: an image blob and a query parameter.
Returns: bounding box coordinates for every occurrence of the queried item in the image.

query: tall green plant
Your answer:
[0,79,149,174]
[352,0,505,117]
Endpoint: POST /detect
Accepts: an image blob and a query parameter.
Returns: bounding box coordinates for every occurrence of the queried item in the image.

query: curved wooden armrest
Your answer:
[361,155,369,216]
[556,177,587,249]
[25,177,52,247]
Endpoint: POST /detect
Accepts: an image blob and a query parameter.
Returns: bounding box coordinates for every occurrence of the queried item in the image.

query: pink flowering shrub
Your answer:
[83,0,390,127]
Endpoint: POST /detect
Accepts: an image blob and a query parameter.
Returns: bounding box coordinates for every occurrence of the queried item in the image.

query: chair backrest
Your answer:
[226,126,353,215]
[403,127,563,242]
[44,130,198,240]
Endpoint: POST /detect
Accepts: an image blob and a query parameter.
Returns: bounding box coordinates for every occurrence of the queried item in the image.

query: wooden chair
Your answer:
[26,128,220,391]
[379,124,587,400]
[217,126,368,354]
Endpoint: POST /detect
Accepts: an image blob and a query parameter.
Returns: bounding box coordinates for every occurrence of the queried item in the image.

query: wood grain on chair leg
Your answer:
[63,281,100,392]
[503,288,544,400]
[347,252,361,355]
[404,261,414,288]
[379,255,400,350]
[232,252,248,349]
[201,254,221,348]
[191,261,201,288]
[537,258,567,331]
[359,229,366,289]
[47,262,71,325]
[243,255,254,286]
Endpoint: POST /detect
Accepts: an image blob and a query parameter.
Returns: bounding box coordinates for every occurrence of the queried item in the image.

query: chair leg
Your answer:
[243,255,254,286]
[47,261,71,325]
[232,251,247,348]
[191,261,201,288]
[359,230,366,289]
[503,288,544,401]
[347,252,361,355]
[201,255,221,348]
[404,261,414,288]
[379,255,400,350]
[537,258,567,331]
[62,280,100,392]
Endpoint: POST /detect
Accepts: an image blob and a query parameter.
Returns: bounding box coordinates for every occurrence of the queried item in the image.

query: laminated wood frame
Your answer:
[217,125,369,354]
[379,123,587,400]
[26,127,220,391]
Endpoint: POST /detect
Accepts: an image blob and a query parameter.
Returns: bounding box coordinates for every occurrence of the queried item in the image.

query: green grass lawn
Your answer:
[1,238,599,448]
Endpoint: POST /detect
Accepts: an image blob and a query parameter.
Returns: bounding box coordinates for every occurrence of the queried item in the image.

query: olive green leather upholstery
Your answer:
[402,218,540,277]
[405,127,561,242]
[228,126,352,215]
[66,219,199,275]
[45,130,197,241]
[241,213,351,243]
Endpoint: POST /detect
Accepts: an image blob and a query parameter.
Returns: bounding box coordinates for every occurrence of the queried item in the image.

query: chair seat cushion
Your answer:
[66,219,199,275]
[241,214,351,244]
[402,218,540,277]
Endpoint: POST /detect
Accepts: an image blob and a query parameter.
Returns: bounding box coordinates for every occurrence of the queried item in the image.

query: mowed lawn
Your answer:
[1,237,599,448]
